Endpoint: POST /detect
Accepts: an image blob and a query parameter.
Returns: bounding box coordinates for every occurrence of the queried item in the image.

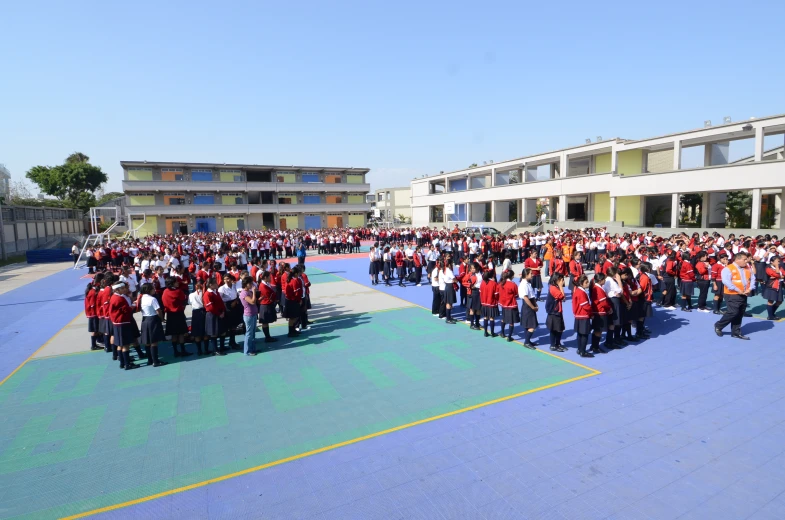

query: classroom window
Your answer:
[302,173,320,183]
[449,179,467,191]
[192,170,213,181]
[448,203,467,221]
[303,195,321,204]
[278,196,294,204]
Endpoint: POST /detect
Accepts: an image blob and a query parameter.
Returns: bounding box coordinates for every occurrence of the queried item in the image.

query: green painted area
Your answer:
[25,365,105,404]
[304,266,344,284]
[0,307,593,519]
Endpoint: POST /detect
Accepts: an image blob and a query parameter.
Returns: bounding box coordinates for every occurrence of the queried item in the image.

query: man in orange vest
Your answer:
[714,252,755,340]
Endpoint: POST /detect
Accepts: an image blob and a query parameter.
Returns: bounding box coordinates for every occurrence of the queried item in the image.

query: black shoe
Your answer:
[550,345,560,351]
[446,319,457,324]
[181,349,192,357]
[731,334,750,340]
[491,333,498,338]
[681,308,692,313]
[124,363,139,370]
[153,360,168,367]
[90,345,103,351]
[714,328,723,337]
[214,349,226,356]
[579,351,595,358]
[616,339,628,347]
[507,336,513,342]
[555,345,568,352]
[767,317,778,321]
[265,337,278,343]
[484,331,489,337]
[523,343,537,350]
[624,336,639,343]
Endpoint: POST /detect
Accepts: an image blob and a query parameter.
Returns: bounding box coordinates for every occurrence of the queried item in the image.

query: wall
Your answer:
[593,192,610,222]
[129,195,155,206]
[594,153,612,173]
[131,216,158,237]
[616,196,642,226]
[647,149,674,173]
[618,150,644,175]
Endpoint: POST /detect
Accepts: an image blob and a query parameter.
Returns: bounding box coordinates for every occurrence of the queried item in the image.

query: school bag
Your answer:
[407,271,418,283]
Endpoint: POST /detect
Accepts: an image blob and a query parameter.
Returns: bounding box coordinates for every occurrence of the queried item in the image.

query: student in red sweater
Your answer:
[203,279,227,356]
[479,270,500,337]
[572,274,594,358]
[679,256,696,312]
[524,249,544,301]
[694,251,712,313]
[763,256,785,320]
[109,283,140,370]
[590,273,613,352]
[498,269,519,342]
[257,271,279,343]
[84,276,103,351]
[711,253,729,314]
[545,273,567,352]
[162,278,191,357]
[284,266,305,337]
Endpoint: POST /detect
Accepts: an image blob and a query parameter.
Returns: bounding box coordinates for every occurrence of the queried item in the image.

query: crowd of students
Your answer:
[82,230,332,370]
[366,226,785,357]
[82,225,785,367]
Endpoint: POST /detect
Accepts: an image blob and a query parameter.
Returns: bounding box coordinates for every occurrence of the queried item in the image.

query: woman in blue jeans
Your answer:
[239,277,259,356]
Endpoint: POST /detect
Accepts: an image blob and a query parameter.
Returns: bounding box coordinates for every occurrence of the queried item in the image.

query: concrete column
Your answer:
[754,126,765,162]
[491,167,496,187]
[611,147,618,174]
[775,189,784,229]
[560,154,568,178]
[558,195,567,221]
[610,196,617,222]
[673,140,682,170]
[751,188,762,229]
[701,192,710,228]
[671,193,679,228]
[523,199,537,223]
[490,201,497,223]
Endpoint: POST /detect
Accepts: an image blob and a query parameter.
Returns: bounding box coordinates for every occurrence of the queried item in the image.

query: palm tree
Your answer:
[66,152,90,164]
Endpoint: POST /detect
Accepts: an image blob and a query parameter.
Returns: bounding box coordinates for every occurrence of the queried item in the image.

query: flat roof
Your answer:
[120,160,370,173]
[415,112,785,182]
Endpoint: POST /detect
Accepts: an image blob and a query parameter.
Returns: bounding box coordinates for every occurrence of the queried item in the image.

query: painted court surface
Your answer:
[1,259,785,519]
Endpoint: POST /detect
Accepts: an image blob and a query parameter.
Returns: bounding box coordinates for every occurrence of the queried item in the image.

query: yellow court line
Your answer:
[0,311,85,387]
[62,370,597,519]
[59,268,601,519]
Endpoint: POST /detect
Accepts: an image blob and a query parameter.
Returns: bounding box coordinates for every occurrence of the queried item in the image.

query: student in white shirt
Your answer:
[138,284,167,367]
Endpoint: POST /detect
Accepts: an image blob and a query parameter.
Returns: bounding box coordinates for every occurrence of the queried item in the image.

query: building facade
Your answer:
[373,186,412,222]
[0,164,10,199]
[121,161,371,236]
[411,114,785,230]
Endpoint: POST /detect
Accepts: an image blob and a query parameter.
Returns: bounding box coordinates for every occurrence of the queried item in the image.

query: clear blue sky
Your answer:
[2,0,784,194]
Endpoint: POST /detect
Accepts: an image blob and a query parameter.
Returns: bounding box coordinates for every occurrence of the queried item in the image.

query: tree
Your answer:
[679,193,703,224]
[96,191,125,206]
[468,163,478,168]
[718,191,752,228]
[26,152,108,212]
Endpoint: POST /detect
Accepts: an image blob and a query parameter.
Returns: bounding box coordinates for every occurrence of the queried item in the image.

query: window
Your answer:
[302,173,320,183]
[495,170,520,185]
[278,193,296,204]
[164,193,186,205]
[219,170,243,182]
[194,194,214,205]
[377,193,383,201]
[448,203,467,222]
[449,179,467,192]
[470,176,487,189]
[430,205,444,222]
[192,170,213,181]
[276,172,295,183]
[303,195,321,204]
[386,192,391,200]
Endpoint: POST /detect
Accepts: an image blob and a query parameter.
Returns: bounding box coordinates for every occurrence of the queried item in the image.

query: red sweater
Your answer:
[572,288,592,319]
[284,277,303,303]
[258,282,278,305]
[109,293,134,325]
[162,288,187,313]
[85,289,98,318]
[524,258,542,276]
[679,261,695,282]
[590,284,611,316]
[203,290,226,316]
[498,280,518,308]
[479,280,499,307]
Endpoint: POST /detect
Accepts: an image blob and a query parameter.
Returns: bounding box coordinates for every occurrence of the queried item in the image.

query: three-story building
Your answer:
[121,161,371,236]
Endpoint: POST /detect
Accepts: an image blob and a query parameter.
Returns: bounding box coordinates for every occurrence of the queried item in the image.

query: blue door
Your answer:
[195,218,216,233]
[304,216,321,229]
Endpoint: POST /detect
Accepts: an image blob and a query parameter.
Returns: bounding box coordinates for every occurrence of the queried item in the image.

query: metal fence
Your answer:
[1,204,85,256]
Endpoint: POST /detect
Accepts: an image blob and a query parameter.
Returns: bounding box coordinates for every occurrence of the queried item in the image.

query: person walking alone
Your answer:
[714,252,755,340]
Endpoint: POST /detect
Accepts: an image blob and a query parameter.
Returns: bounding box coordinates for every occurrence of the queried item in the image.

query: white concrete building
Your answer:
[411,114,785,231]
[374,186,411,222]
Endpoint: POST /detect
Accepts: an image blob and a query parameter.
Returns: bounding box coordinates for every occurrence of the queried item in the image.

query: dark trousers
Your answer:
[662,277,677,307]
[431,286,441,314]
[697,281,710,309]
[715,294,746,335]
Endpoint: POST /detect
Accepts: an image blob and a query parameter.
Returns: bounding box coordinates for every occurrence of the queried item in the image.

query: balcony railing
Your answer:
[123,180,371,193]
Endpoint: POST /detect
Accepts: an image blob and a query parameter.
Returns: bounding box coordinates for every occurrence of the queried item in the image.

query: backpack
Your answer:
[407,271,418,283]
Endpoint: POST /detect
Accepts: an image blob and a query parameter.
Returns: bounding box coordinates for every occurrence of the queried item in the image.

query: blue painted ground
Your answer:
[4,259,785,519]
[0,267,88,382]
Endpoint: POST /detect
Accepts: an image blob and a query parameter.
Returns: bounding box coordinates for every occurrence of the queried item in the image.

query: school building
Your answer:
[120,161,371,236]
[410,113,785,232]
[373,186,412,222]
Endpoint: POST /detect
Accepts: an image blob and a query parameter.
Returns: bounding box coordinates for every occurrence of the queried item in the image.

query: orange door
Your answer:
[280,218,287,230]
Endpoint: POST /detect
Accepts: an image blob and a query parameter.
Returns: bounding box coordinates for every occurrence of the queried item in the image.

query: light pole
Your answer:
[0,197,7,261]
